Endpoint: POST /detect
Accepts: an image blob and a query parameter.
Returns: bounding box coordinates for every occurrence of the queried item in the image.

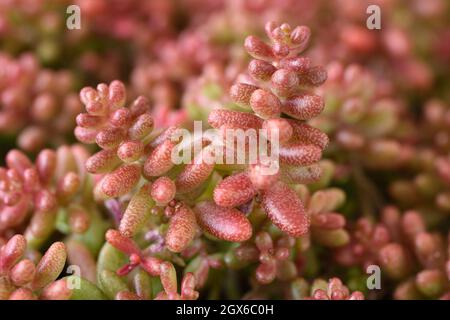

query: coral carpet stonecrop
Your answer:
[69,21,333,298]
[75,22,329,244]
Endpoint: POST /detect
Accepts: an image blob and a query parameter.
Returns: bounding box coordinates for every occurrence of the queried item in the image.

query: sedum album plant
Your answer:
[38,20,360,300]
[62,21,346,300]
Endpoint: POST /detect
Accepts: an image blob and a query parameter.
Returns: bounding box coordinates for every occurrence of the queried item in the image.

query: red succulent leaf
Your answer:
[261,181,309,237]
[195,201,252,242]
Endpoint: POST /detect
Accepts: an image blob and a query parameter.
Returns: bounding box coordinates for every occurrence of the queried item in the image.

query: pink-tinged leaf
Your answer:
[79,86,95,105]
[287,120,329,150]
[57,172,80,200]
[39,278,72,300]
[415,269,446,297]
[8,288,37,300]
[256,260,277,284]
[6,150,32,176]
[181,273,199,300]
[280,163,322,184]
[100,164,141,198]
[110,108,132,128]
[66,240,96,283]
[23,168,39,191]
[250,89,281,119]
[105,229,141,256]
[26,207,57,240]
[74,126,97,144]
[128,113,154,140]
[85,149,121,174]
[0,234,26,275]
[85,100,108,117]
[271,68,299,98]
[282,94,324,120]
[303,65,327,86]
[10,259,35,286]
[229,83,258,108]
[68,145,88,181]
[119,184,154,238]
[195,201,252,242]
[279,57,311,73]
[159,261,177,294]
[272,41,290,58]
[129,96,151,118]
[143,139,177,178]
[279,143,322,166]
[261,181,309,237]
[19,132,40,154]
[95,127,125,150]
[117,262,138,276]
[401,210,425,239]
[140,256,162,276]
[115,291,143,300]
[108,80,126,108]
[213,172,257,207]
[2,191,21,207]
[255,231,273,252]
[290,26,311,49]
[378,243,411,280]
[32,242,67,290]
[0,195,30,229]
[244,35,275,61]
[34,189,57,212]
[176,147,215,194]
[148,126,180,149]
[248,162,280,190]
[262,118,293,144]
[248,59,276,82]
[414,232,444,269]
[348,292,365,300]
[117,140,144,163]
[40,279,72,300]
[208,109,263,130]
[35,149,57,185]
[235,244,259,261]
[151,177,176,206]
[336,130,365,150]
[166,204,197,253]
[311,213,346,229]
[76,113,104,128]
